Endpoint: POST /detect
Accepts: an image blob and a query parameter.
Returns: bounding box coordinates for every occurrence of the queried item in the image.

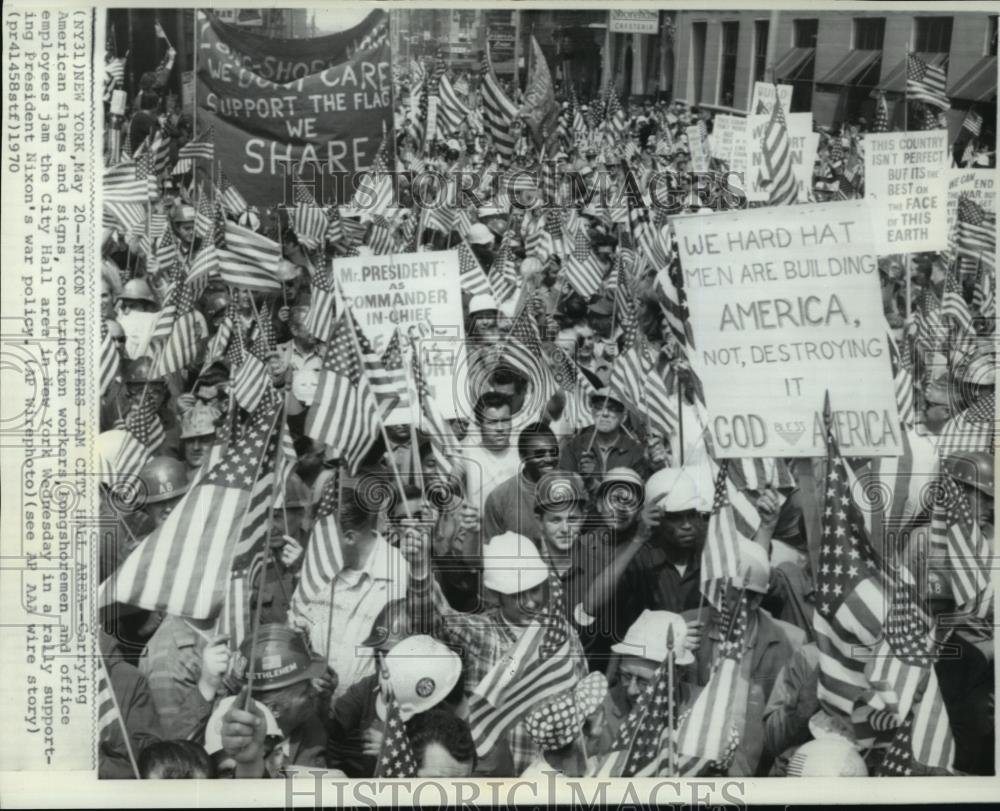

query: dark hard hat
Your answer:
[235,623,326,692]
[943,451,994,496]
[361,598,412,650]
[122,356,162,385]
[139,456,189,504]
[202,290,231,318]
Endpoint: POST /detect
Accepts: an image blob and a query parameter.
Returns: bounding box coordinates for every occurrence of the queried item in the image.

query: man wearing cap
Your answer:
[178,404,217,478]
[558,388,647,484]
[456,392,520,512]
[466,292,502,347]
[401,528,588,774]
[287,487,409,701]
[216,623,331,776]
[273,305,324,385]
[169,202,199,256]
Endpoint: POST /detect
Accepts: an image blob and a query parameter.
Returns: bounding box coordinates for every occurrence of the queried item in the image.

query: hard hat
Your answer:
[233,623,326,692]
[787,738,868,776]
[645,467,707,513]
[477,205,506,220]
[467,223,495,245]
[118,278,158,307]
[588,297,614,316]
[808,709,858,746]
[589,387,626,410]
[273,472,311,509]
[170,203,196,224]
[738,538,770,594]
[468,293,499,315]
[597,466,645,496]
[960,352,995,386]
[611,609,695,665]
[534,471,588,514]
[276,258,302,282]
[482,531,549,594]
[179,404,217,440]
[122,356,161,385]
[378,635,462,721]
[139,456,189,504]
[201,289,230,318]
[525,671,608,750]
[942,451,994,496]
[203,695,283,754]
[361,598,413,650]
[519,256,543,277]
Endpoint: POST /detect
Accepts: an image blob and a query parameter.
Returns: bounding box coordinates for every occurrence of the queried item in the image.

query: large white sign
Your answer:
[673,201,901,458]
[609,10,659,34]
[745,113,813,203]
[750,82,793,116]
[335,250,468,424]
[864,131,949,254]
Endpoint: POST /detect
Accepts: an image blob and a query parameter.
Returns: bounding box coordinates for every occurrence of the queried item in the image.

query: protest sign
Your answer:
[687,125,709,172]
[673,200,900,458]
[711,114,743,165]
[745,113,812,202]
[864,130,948,254]
[749,82,792,116]
[196,11,392,206]
[334,250,468,424]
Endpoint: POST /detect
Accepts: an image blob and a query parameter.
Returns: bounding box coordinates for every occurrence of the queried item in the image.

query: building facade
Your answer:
[673,9,996,142]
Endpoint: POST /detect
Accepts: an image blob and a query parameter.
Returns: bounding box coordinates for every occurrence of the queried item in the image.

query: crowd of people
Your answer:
[97,30,995,782]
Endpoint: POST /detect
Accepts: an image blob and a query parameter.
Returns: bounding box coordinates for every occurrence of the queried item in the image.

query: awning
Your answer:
[774,47,816,82]
[817,50,882,86]
[948,55,997,102]
[877,52,947,93]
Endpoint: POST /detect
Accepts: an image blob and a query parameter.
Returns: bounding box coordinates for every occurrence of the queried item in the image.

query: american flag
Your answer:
[305,310,380,474]
[436,74,470,138]
[761,91,797,205]
[481,45,518,165]
[565,227,604,298]
[103,162,148,235]
[149,279,200,377]
[177,126,215,161]
[501,307,557,406]
[961,109,983,137]
[153,226,178,276]
[291,183,328,251]
[467,620,578,758]
[365,329,411,419]
[375,662,419,778]
[488,232,518,304]
[325,205,345,245]
[216,169,248,218]
[366,214,395,255]
[216,546,266,653]
[940,270,973,334]
[913,286,946,357]
[409,334,457,478]
[655,254,695,349]
[700,461,743,613]
[189,243,219,298]
[148,128,171,176]
[456,239,493,298]
[233,314,275,413]
[194,190,215,241]
[609,344,678,441]
[971,261,995,320]
[887,333,915,427]
[604,84,627,140]
[104,55,125,102]
[614,255,639,352]
[220,221,282,293]
[99,401,281,619]
[292,467,343,609]
[114,393,165,480]
[100,321,120,396]
[626,192,671,271]
[906,53,950,111]
[203,299,237,371]
[874,716,923,776]
[134,147,159,201]
[930,474,991,616]
[305,261,337,344]
[935,390,995,455]
[955,195,996,269]
[352,138,393,217]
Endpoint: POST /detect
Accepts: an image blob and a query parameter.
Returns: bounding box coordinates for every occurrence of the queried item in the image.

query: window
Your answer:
[794,19,819,48]
[753,20,769,83]
[989,16,998,56]
[719,21,739,106]
[691,22,707,103]
[853,18,886,50]
[913,17,953,53]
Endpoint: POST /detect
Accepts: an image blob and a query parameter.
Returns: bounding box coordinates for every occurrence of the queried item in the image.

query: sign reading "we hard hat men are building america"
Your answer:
[673,201,901,458]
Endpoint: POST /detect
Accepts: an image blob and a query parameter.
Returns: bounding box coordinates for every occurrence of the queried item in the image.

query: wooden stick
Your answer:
[666,623,676,775]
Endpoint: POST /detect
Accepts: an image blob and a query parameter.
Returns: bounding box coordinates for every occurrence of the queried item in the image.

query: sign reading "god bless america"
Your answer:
[673,200,901,458]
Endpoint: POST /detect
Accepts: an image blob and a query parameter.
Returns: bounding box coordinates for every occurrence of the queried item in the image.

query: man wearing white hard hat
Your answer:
[401,528,587,775]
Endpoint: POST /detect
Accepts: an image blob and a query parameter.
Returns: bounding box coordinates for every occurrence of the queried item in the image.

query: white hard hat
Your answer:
[482,531,548,594]
[645,468,707,513]
[204,695,282,754]
[787,738,868,776]
[276,258,302,282]
[611,609,694,665]
[379,634,462,721]
[468,293,499,315]
[739,538,770,594]
[467,223,494,245]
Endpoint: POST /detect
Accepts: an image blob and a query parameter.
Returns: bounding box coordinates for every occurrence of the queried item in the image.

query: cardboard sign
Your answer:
[673,200,900,458]
[334,250,467,424]
[609,10,659,35]
[745,113,813,203]
[864,131,948,254]
[749,82,793,116]
[687,125,709,173]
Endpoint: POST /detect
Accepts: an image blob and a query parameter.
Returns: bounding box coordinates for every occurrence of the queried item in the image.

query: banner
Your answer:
[673,201,900,458]
[749,82,792,116]
[609,10,659,35]
[864,130,948,254]
[203,9,387,81]
[520,36,558,150]
[745,113,812,202]
[196,11,392,206]
[334,250,468,423]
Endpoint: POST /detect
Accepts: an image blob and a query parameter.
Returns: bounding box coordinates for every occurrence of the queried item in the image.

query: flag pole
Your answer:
[666,623,676,775]
[100,654,142,779]
[402,331,423,486]
[325,461,343,661]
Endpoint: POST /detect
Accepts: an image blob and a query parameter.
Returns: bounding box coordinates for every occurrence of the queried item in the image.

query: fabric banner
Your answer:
[864,130,948,253]
[196,11,393,206]
[202,9,387,81]
[673,201,900,458]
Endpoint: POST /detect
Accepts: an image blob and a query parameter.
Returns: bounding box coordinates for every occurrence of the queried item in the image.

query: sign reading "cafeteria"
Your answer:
[608,10,659,34]
[673,201,900,458]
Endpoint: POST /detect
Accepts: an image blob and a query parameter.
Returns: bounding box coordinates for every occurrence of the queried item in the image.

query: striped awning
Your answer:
[948,55,998,102]
[774,47,816,81]
[877,52,947,93]
[817,50,882,86]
